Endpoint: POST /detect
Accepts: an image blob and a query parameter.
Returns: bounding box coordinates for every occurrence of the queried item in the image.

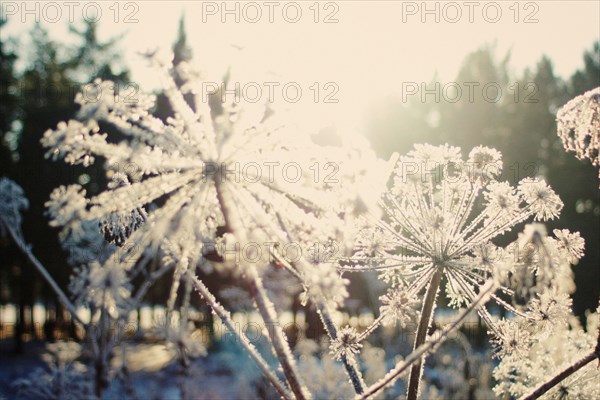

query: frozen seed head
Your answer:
[379,286,420,327]
[468,146,503,181]
[351,144,567,318]
[40,52,372,312]
[329,326,362,361]
[556,87,600,185]
[527,290,572,335]
[46,185,88,228]
[552,229,585,264]
[491,319,531,359]
[518,178,563,221]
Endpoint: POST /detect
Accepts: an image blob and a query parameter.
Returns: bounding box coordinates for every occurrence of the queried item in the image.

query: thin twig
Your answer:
[250,270,311,400]
[186,271,293,400]
[359,280,495,399]
[215,180,310,400]
[267,247,367,395]
[6,225,88,327]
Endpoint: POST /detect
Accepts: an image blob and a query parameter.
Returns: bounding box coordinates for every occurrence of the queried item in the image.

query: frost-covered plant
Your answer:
[5,55,597,400]
[40,51,390,399]
[487,87,600,400]
[494,302,600,399]
[13,341,94,400]
[556,87,600,185]
[492,220,600,399]
[44,180,162,398]
[35,47,503,399]
[0,176,198,399]
[340,143,572,399]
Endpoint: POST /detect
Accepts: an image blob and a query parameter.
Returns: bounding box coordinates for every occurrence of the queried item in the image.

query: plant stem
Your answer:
[214,179,310,399]
[406,266,443,400]
[270,249,367,395]
[317,304,366,394]
[359,280,495,399]
[186,271,293,400]
[6,225,88,327]
[250,271,311,400]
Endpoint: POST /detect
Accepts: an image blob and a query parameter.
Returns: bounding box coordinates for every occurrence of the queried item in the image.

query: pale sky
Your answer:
[3,0,599,133]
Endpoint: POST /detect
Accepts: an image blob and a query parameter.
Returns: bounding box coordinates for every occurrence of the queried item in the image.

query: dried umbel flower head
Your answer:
[379,284,420,327]
[556,87,600,185]
[41,53,377,312]
[348,144,565,324]
[329,326,362,361]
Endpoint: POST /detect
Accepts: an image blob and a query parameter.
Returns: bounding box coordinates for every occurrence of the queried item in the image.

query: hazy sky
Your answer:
[3,0,599,132]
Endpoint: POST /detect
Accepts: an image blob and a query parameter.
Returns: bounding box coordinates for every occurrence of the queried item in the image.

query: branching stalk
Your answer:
[213,179,310,400]
[359,280,495,399]
[317,303,367,394]
[250,270,311,400]
[186,271,293,400]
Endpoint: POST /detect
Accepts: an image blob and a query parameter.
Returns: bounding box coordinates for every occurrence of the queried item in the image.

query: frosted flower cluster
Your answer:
[489,224,595,399]
[41,53,376,315]
[379,282,420,328]
[329,326,363,361]
[557,87,600,185]
[493,305,600,399]
[496,224,583,306]
[349,144,565,323]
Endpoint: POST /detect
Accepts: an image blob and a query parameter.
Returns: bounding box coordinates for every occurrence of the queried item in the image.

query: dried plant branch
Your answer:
[215,180,310,400]
[5,224,88,328]
[359,280,495,399]
[268,248,367,394]
[317,303,367,394]
[250,269,311,400]
[186,271,293,400]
